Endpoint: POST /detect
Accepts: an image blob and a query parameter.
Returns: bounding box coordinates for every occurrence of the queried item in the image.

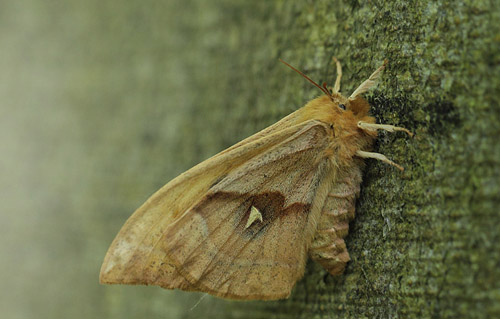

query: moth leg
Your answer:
[356,150,404,171]
[357,121,413,137]
[349,60,388,100]
[332,57,342,93]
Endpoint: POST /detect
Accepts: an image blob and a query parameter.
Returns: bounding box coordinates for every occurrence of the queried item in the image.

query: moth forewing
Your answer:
[99,120,312,285]
[159,121,336,300]
[100,120,334,295]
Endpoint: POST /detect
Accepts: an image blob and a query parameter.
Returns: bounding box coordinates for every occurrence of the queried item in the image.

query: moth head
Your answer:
[327,93,377,147]
[328,93,372,119]
[279,58,384,121]
[281,58,411,170]
[297,93,377,165]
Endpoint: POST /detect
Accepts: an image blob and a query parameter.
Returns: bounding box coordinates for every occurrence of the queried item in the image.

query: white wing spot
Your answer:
[245,206,263,229]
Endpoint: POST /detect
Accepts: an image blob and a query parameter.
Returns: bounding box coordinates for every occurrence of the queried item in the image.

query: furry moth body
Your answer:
[100,59,411,300]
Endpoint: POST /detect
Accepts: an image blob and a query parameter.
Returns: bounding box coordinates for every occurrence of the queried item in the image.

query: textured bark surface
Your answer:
[2,0,498,318]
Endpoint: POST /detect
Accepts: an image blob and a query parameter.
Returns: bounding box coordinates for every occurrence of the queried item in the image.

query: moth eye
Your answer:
[329,124,334,129]
[339,104,346,110]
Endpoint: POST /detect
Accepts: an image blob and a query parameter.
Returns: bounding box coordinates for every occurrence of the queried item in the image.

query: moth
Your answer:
[100,58,412,300]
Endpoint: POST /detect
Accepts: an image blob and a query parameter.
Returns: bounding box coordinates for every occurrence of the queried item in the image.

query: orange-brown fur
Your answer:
[298,95,377,167]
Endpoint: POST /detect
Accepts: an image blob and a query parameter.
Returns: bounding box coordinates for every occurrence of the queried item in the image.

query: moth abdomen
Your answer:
[309,237,351,275]
[309,167,362,275]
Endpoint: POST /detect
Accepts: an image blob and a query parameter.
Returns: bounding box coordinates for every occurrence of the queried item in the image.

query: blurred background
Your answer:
[1,1,288,318]
[2,0,499,318]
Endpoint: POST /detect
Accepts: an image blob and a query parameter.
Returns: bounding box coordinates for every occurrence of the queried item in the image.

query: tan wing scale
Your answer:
[99,118,311,286]
[100,120,335,300]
